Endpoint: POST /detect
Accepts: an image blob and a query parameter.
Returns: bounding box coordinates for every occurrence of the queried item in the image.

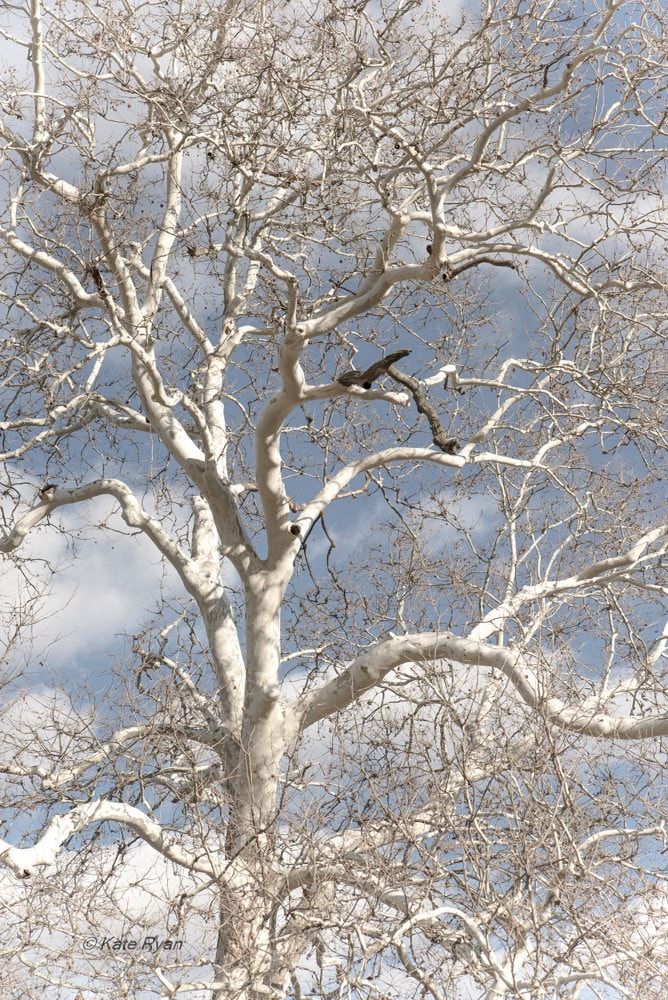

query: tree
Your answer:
[0,0,666,997]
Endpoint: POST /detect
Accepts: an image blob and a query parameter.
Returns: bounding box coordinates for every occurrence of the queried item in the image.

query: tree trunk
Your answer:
[213,572,291,998]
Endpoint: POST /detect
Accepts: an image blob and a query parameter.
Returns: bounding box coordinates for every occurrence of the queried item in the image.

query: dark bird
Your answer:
[90,265,107,297]
[38,483,57,501]
[337,349,411,389]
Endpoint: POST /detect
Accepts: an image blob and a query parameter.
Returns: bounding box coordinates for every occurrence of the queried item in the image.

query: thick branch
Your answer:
[386,365,459,453]
[295,632,668,739]
[0,480,202,596]
[0,799,228,879]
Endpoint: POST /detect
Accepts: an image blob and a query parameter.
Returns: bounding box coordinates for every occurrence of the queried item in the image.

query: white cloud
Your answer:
[0,496,181,666]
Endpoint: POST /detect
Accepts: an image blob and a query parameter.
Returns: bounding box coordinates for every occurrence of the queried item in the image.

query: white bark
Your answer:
[0,1,665,997]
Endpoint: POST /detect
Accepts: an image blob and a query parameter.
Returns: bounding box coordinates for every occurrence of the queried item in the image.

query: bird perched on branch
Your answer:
[38,483,57,502]
[337,349,411,389]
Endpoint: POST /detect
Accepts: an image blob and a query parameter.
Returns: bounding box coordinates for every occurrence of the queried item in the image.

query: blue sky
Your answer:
[0,2,666,998]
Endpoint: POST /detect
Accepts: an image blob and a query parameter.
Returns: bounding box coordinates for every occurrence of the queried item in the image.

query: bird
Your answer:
[337,349,411,389]
[38,483,57,502]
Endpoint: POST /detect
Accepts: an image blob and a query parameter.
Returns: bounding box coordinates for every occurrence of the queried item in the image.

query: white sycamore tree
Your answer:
[0,0,666,997]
